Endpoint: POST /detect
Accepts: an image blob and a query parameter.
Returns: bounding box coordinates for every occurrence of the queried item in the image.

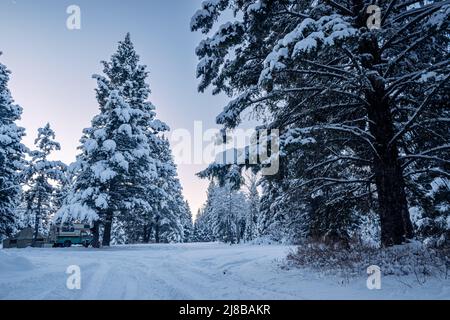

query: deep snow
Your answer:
[0,243,448,300]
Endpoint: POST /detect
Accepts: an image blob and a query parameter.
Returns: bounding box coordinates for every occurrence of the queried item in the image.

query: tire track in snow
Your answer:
[79,260,111,299]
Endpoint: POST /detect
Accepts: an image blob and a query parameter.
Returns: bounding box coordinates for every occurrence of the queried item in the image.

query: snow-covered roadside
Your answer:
[0,243,448,300]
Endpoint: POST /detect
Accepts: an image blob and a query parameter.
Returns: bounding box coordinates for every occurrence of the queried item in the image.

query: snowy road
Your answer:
[0,243,448,300]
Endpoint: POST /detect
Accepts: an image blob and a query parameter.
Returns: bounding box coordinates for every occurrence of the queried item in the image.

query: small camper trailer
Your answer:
[2,228,45,249]
[49,223,93,247]
[2,223,93,249]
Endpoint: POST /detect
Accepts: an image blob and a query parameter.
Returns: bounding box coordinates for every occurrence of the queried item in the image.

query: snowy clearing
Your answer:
[0,243,448,300]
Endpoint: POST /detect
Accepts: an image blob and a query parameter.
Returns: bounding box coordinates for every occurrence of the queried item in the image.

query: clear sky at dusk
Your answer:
[0,0,231,217]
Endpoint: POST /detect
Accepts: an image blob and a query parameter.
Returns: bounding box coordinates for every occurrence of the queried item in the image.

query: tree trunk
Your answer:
[32,196,41,247]
[92,220,100,248]
[143,223,151,243]
[373,154,414,246]
[154,217,160,243]
[359,31,414,247]
[366,74,414,246]
[155,223,160,243]
[102,210,113,247]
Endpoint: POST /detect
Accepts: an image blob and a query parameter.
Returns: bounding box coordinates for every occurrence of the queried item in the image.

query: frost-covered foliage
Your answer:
[287,240,449,281]
[194,181,251,244]
[22,123,66,237]
[192,0,449,247]
[56,34,188,246]
[243,173,260,241]
[181,200,194,242]
[146,137,186,244]
[411,177,450,247]
[0,56,26,240]
[193,208,214,242]
[111,217,128,245]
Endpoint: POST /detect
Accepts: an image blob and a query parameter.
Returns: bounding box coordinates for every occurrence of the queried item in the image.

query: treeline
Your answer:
[0,35,193,246]
[193,174,260,243]
[191,0,449,248]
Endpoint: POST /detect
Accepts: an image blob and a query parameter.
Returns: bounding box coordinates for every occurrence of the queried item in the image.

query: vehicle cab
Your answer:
[50,223,93,247]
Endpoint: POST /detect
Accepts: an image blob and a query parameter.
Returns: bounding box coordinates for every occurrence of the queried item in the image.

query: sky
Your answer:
[0,0,232,218]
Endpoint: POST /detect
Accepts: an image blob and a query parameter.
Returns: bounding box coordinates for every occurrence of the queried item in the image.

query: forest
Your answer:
[0,0,448,267]
[192,0,449,250]
[0,0,449,302]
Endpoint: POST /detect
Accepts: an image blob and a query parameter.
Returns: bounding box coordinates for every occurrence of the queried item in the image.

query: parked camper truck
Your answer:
[49,223,93,247]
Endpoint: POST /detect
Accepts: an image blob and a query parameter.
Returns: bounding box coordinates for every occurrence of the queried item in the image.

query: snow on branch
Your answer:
[389,74,450,146]
[323,0,353,16]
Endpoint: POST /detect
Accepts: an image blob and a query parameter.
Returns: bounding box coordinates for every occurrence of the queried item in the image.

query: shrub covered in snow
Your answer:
[286,240,449,281]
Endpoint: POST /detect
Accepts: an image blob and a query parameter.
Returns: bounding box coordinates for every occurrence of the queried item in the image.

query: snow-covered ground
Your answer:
[0,243,448,300]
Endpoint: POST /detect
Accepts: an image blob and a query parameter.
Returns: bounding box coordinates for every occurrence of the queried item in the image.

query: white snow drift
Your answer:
[0,243,448,300]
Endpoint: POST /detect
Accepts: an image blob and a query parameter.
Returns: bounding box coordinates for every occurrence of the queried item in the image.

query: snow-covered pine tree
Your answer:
[181,200,194,242]
[243,172,260,241]
[23,123,66,243]
[57,34,166,247]
[192,0,449,247]
[111,216,128,245]
[412,177,449,247]
[257,174,308,243]
[201,181,248,244]
[193,208,211,242]
[193,181,219,242]
[0,56,27,240]
[52,163,73,217]
[152,137,184,243]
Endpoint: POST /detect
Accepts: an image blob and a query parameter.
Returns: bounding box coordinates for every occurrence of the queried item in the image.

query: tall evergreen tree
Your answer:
[198,181,249,244]
[0,56,26,239]
[57,34,167,247]
[181,200,194,242]
[192,0,449,246]
[151,137,184,243]
[23,123,66,243]
[193,209,215,242]
[244,173,260,241]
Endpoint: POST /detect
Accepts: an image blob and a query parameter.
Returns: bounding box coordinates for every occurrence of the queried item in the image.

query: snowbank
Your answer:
[0,250,35,273]
[287,240,449,278]
[0,243,448,299]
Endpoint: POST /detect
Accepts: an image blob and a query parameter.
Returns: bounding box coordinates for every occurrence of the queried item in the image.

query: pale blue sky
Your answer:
[0,0,231,216]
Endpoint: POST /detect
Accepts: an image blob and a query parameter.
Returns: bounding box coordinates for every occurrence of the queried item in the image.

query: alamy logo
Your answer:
[66,5,81,30]
[66,265,81,290]
[170,122,280,176]
[367,5,382,30]
[366,265,381,290]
